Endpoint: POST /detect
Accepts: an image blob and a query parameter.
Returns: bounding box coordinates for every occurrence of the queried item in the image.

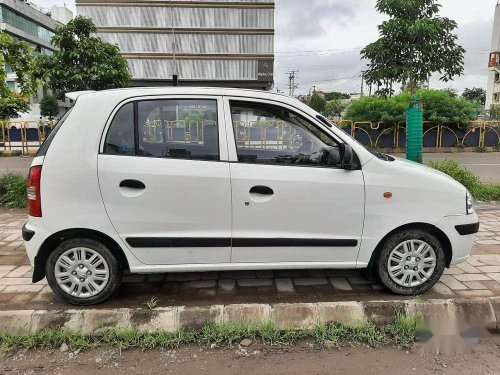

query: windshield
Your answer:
[316,115,395,162]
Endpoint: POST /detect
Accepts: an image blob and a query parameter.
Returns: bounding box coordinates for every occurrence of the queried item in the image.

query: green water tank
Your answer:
[406,98,423,163]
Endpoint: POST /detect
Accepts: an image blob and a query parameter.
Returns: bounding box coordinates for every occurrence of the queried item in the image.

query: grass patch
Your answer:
[428,160,500,201]
[0,172,27,208]
[0,318,422,352]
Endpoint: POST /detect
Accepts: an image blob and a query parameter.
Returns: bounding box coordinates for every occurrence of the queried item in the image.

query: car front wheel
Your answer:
[376,229,446,295]
[46,238,122,305]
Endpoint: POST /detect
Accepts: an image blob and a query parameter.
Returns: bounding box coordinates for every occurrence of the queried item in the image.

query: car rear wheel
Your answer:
[376,229,446,295]
[46,238,122,305]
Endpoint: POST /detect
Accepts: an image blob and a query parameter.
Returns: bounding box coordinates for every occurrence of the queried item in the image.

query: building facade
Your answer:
[487,2,500,109]
[1,0,73,120]
[76,0,275,90]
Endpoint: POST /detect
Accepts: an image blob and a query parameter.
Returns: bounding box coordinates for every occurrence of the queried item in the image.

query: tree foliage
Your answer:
[39,95,59,118]
[344,90,476,124]
[35,16,131,98]
[362,0,465,96]
[462,88,486,106]
[324,92,350,101]
[324,99,347,118]
[0,31,37,119]
[307,92,327,114]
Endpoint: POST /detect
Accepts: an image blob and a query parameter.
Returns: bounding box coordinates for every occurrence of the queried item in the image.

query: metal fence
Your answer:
[330,120,500,150]
[1,120,499,155]
[0,120,57,155]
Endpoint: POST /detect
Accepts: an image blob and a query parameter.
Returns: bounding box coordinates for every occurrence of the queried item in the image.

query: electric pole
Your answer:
[360,72,364,98]
[286,70,299,97]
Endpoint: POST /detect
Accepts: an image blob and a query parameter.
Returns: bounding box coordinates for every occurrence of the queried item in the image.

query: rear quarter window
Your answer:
[37,108,73,157]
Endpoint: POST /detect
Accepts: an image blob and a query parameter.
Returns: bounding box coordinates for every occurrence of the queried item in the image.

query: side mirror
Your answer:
[341,144,354,170]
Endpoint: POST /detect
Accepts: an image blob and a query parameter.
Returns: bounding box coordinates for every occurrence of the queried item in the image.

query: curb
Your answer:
[0,297,498,334]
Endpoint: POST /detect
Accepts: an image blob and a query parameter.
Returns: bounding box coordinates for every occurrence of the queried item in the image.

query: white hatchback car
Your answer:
[23,88,479,305]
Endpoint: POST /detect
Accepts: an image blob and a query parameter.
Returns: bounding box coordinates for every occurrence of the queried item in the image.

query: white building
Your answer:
[76,0,275,90]
[486,1,500,109]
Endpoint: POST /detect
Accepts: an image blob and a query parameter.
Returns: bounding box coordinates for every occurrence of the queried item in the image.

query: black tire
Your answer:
[376,229,446,295]
[46,238,122,305]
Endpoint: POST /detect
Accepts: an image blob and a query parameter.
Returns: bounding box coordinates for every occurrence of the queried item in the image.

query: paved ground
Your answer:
[2,337,500,375]
[2,152,500,183]
[0,207,499,310]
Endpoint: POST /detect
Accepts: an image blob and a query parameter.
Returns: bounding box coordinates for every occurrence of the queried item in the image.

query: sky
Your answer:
[35,0,496,96]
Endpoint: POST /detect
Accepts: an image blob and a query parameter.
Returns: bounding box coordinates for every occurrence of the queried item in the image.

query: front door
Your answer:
[225,98,365,265]
[98,96,232,265]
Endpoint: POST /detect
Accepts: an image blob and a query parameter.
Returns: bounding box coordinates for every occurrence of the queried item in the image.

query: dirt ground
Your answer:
[2,336,500,375]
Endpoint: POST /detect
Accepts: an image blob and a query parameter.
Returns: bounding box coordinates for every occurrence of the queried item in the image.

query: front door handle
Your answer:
[249,185,274,195]
[120,179,146,190]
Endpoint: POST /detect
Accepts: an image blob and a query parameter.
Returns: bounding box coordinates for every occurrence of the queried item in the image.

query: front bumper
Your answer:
[436,213,479,266]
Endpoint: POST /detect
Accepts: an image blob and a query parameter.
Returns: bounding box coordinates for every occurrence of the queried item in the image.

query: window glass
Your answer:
[104,103,135,156]
[137,99,219,161]
[230,101,341,167]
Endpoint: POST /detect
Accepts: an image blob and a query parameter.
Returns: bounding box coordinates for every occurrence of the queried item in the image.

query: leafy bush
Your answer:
[344,89,477,124]
[0,172,27,208]
[39,95,59,119]
[428,160,500,201]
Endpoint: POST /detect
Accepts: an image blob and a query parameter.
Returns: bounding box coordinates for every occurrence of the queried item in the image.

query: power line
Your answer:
[286,70,299,97]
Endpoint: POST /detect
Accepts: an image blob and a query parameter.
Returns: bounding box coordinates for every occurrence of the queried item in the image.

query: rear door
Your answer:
[224,97,365,265]
[98,96,232,265]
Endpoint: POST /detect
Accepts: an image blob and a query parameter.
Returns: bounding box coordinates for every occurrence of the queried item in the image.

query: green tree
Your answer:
[344,90,476,124]
[462,88,486,106]
[0,31,37,120]
[324,92,350,101]
[39,95,59,119]
[35,16,131,98]
[324,99,347,118]
[362,0,465,96]
[308,92,327,114]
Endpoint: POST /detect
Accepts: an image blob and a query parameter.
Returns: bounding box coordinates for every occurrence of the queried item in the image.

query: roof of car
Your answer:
[67,86,294,104]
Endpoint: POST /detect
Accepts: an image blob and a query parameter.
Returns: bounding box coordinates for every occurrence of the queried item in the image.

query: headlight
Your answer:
[466,192,475,215]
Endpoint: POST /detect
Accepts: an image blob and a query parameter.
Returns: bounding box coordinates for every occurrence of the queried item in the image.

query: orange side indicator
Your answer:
[383,192,393,199]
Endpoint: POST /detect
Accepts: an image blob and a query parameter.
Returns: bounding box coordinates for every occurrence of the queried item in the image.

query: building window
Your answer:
[494,93,499,102]
[7,81,15,91]
[496,73,500,83]
[0,5,55,45]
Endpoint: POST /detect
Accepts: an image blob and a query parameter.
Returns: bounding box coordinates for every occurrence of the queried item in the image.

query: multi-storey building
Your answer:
[487,1,500,109]
[76,0,275,90]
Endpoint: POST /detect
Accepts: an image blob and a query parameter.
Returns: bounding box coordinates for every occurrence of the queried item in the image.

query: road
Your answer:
[2,153,499,183]
[2,337,500,374]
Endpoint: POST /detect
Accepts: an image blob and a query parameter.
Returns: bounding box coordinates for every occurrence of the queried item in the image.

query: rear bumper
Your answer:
[436,213,479,266]
[22,222,35,241]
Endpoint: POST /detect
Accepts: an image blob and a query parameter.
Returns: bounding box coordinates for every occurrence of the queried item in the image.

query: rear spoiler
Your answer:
[65,91,96,101]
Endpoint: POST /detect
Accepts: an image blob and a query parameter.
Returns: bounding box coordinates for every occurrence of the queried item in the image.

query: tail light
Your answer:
[27,166,42,217]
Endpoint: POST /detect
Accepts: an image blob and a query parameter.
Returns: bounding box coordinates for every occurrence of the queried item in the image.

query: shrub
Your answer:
[0,172,27,208]
[39,95,59,119]
[428,160,500,201]
[344,90,477,125]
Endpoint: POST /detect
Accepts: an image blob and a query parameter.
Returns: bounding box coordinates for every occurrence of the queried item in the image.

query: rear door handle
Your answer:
[249,185,274,195]
[120,179,146,190]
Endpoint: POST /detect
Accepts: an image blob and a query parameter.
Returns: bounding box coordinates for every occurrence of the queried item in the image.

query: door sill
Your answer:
[130,261,366,274]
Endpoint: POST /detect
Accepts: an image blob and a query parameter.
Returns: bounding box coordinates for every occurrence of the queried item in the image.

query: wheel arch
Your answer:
[33,228,130,283]
[366,222,453,277]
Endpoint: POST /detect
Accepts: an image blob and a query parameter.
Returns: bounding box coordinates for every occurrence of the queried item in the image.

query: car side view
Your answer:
[22,87,480,305]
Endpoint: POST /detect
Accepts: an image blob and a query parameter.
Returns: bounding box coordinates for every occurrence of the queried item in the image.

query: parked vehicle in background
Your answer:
[22,88,479,305]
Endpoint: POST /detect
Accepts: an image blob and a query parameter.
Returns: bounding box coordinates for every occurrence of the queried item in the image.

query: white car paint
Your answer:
[23,87,478,280]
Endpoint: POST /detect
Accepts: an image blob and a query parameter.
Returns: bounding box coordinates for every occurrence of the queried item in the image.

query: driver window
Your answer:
[230,101,341,167]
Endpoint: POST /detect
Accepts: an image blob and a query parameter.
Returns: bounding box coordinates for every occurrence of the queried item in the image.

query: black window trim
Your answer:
[228,99,359,170]
[101,96,222,162]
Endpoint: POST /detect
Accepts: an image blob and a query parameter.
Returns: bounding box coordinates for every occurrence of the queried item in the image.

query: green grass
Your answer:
[0,172,27,208]
[0,317,422,352]
[144,296,159,310]
[428,160,500,201]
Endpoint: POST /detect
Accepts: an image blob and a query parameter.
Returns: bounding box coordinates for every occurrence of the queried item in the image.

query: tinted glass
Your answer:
[230,102,341,167]
[137,99,219,161]
[104,103,135,156]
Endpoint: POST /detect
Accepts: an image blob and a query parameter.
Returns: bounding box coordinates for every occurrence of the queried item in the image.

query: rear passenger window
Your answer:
[137,99,219,161]
[104,103,134,156]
